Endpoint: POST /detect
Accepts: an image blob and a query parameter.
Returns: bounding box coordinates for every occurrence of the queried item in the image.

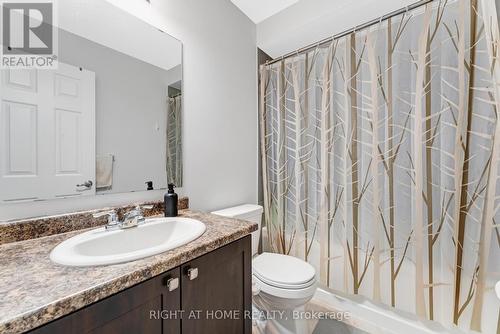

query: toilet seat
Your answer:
[252,253,316,299]
[253,274,317,300]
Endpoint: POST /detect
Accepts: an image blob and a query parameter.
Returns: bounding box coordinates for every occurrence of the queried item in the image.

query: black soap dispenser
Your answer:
[164,183,178,217]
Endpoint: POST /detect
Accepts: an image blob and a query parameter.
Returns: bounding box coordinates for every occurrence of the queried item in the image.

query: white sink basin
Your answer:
[50,217,206,266]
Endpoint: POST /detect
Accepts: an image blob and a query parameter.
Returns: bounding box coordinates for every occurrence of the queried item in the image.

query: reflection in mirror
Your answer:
[167,92,183,187]
[0,0,182,204]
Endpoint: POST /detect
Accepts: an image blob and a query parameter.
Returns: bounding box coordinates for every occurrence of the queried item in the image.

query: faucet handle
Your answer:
[93,210,118,223]
[93,209,117,218]
[133,205,153,219]
[136,204,154,210]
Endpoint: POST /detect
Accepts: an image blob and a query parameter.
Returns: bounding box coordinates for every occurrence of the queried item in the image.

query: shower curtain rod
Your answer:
[264,0,434,66]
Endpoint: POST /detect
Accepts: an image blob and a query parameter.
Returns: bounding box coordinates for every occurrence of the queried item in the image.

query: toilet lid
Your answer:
[252,253,316,289]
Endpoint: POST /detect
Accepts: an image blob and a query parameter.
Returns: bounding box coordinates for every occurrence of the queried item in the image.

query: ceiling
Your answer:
[230,0,299,23]
[254,0,418,58]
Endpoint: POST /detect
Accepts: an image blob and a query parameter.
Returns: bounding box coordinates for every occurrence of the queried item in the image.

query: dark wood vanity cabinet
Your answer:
[29,267,181,334]
[181,235,251,334]
[29,236,251,334]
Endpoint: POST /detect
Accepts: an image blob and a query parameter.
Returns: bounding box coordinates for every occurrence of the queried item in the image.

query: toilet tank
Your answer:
[211,204,263,256]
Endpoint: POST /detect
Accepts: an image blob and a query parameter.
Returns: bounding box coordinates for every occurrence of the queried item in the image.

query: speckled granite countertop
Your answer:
[0,210,257,334]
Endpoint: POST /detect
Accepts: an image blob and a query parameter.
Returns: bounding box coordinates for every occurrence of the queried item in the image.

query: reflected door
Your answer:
[0,63,95,202]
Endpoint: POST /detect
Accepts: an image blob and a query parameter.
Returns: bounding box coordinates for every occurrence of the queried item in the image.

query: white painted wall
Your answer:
[105,0,258,213]
[257,0,418,58]
[0,190,167,222]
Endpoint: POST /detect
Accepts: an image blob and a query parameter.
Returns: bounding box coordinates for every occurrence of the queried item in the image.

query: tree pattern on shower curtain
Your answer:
[259,0,500,332]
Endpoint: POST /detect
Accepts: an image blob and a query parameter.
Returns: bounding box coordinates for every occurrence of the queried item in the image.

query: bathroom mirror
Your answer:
[0,0,183,203]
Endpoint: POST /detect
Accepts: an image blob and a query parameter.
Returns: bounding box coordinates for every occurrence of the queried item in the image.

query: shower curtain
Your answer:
[167,94,182,187]
[259,0,500,332]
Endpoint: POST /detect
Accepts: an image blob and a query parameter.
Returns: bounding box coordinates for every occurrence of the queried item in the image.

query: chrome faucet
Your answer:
[93,205,154,231]
[121,205,153,228]
[93,210,119,230]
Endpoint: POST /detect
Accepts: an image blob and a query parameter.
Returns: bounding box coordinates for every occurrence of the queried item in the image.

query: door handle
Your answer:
[76,180,93,190]
[187,267,198,281]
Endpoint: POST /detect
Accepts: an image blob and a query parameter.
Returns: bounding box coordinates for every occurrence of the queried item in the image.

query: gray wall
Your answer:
[59,29,180,194]
[497,0,500,21]
[257,48,272,207]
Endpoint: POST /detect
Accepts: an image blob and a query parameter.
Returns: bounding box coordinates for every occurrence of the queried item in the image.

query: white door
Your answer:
[0,63,95,202]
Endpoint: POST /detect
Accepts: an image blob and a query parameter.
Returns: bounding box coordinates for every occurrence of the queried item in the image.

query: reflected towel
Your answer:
[96,154,114,189]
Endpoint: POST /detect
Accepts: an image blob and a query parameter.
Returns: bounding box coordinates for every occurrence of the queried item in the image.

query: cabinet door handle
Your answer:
[166,277,179,291]
[187,267,198,280]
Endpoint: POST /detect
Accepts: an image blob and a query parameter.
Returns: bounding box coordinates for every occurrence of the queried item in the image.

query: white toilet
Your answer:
[212,204,317,334]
